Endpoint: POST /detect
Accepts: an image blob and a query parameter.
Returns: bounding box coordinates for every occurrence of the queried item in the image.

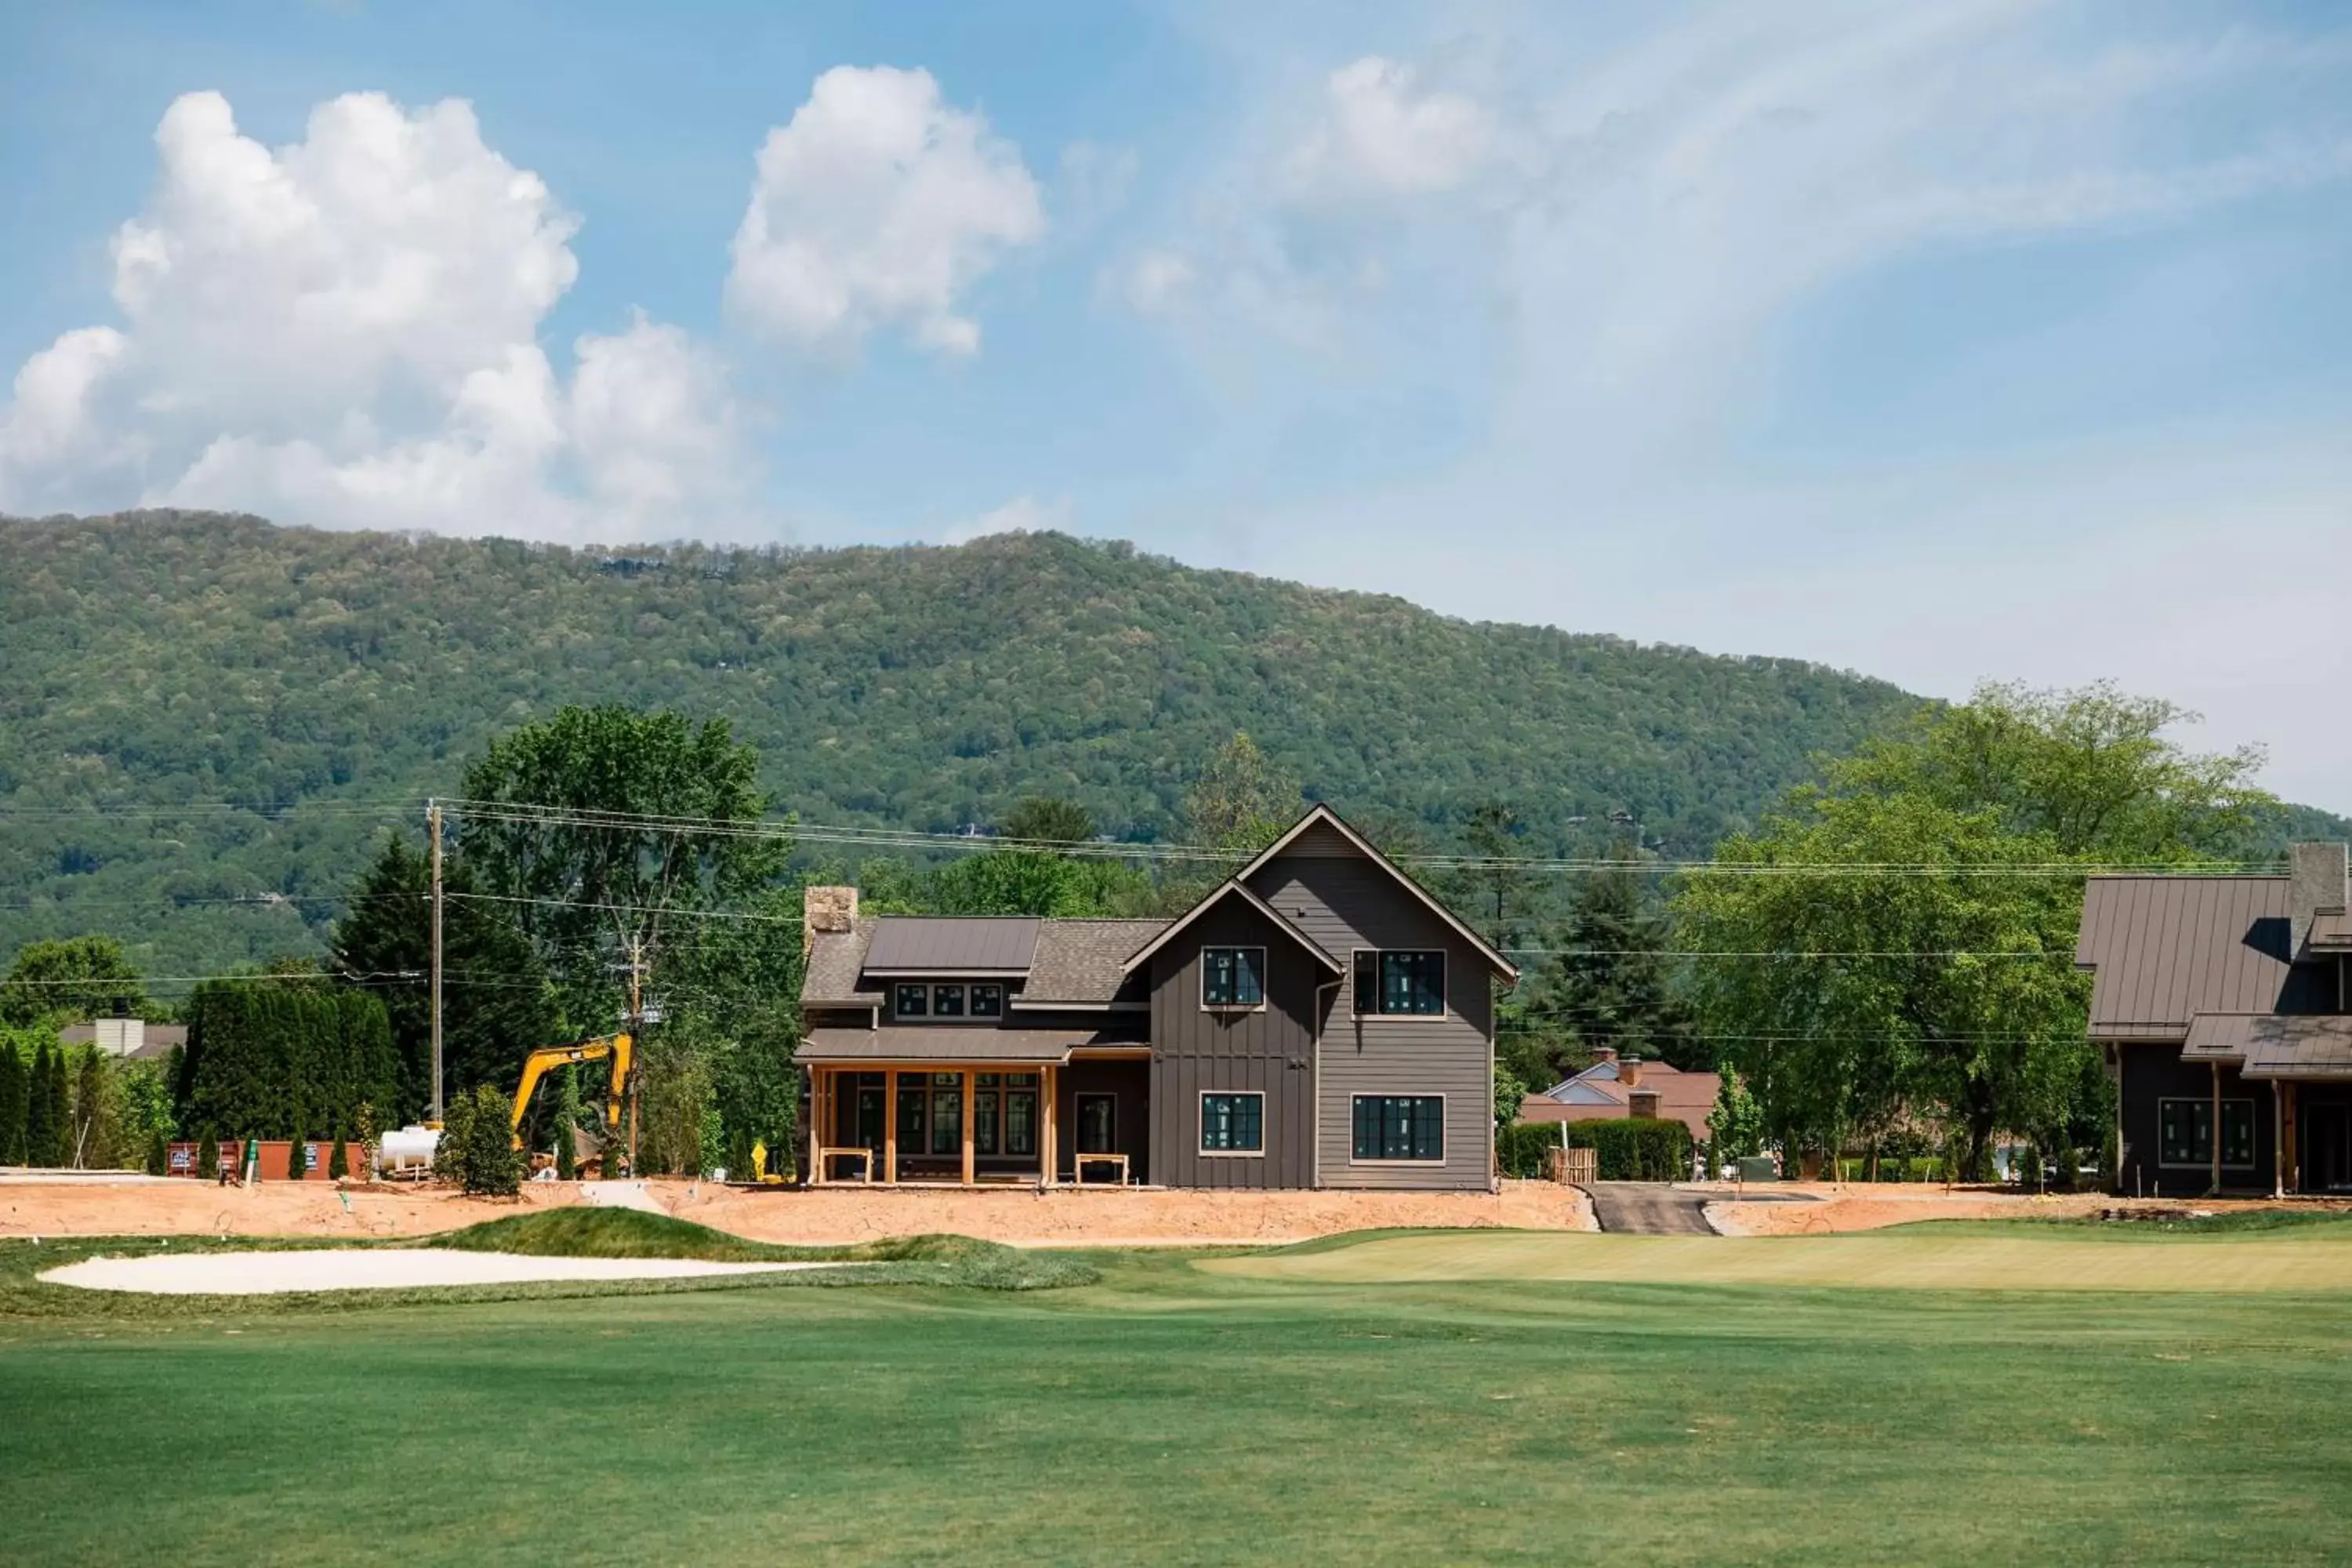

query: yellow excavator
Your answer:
[509,1032,633,1154]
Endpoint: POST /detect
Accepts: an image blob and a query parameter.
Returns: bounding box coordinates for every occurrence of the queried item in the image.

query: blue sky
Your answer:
[2,1,2349,808]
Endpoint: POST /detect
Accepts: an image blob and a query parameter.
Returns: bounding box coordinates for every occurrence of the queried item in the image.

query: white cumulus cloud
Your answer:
[0,89,752,541]
[727,65,1045,357]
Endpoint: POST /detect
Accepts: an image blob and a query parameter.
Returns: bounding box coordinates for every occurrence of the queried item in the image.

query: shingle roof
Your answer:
[804,918,881,1005]
[864,917,1040,972]
[1022,920,1167,1002]
[2074,877,2295,1040]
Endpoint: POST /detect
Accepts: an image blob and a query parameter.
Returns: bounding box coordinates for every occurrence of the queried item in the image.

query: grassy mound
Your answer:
[422,1209,1098,1290]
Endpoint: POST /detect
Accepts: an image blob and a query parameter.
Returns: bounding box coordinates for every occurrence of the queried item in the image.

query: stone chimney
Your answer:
[1619,1054,1644,1089]
[1591,1046,1618,1065]
[2290,843,2349,957]
[803,885,858,954]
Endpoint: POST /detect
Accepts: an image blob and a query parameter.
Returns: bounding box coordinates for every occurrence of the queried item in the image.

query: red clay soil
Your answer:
[1706,1186,2352,1236]
[0,1177,1593,1247]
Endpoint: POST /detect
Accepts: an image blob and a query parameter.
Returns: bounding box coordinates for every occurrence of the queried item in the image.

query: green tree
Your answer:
[1677,793,2090,1181]
[1451,802,1545,956]
[1520,858,1692,1083]
[1493,1066,1526,1129]
[1707,1069,1766,1161]
[25,1041,59,1167]
[71,1047,106,1167]
[436,1083,523,1196]
[1834,681,2274,862]
[0,1035,27,1164]
[1183,733,1300,855]
[458,706,791,1028]
[197,1131,220,1181]
[328,832,561,1120]
[143,1128,169,1176]
[0,936,147,1028]
[930,850,1091,916]
[328,1134,349,1180]
[1001,797,1096,846]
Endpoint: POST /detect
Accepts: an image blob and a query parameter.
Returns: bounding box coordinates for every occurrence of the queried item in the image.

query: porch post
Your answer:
[2210,1062,2221,1196]
[2274,1080,2285,1200]
[884,1067,898,1185]
[808,1068,824,1187]
[961,1068,976,1186]
[2285,1083,2300,1194]
[1040,1064,1058,1189]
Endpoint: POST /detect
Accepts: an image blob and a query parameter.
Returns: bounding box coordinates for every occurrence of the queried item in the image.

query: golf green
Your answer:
[6,1229,2350,1564]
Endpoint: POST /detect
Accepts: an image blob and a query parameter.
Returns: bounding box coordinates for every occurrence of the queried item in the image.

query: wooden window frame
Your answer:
[1348,1093,1448,1164]
[1198,1090,1267,1157]
[1200,946,1269,1012]
[1349,949,1448,1018]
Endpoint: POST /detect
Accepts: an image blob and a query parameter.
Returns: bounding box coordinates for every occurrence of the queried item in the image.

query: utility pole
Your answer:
[428,797,445,1125]
[624,931,646,1176]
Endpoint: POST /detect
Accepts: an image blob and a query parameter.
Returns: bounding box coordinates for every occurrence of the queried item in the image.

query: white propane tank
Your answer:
[380,1125,442,1172]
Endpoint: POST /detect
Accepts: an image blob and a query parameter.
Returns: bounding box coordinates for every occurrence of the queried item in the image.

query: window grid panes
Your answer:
[895,982,928,1018]
[934,984,965,1018]
[2159,1098,2258,1167]
[1203,948,1265,1007]
[1352,951,1445,1015]
[1200,1092,1265,1152]
[1352,1095,1444,1161]
[971,983,1004,1017]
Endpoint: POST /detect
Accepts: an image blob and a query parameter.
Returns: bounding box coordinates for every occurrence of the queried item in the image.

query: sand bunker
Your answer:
[41,1248,855,1296]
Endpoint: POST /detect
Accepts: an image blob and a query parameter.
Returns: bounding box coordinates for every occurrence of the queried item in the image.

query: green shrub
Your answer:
[437,1083,524,1196]
[328,1134,349,1180]
[197,1131,220,1180]
[143,1129,168,1175]
[1564,1118,1693,1181]
[1497,1121,1566,1179]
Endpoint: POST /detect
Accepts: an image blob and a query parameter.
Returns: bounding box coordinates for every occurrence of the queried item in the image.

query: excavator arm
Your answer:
[510,1032,634,1147]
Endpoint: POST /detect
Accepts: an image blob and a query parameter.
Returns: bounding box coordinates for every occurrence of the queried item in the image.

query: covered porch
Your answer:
[2245,1015,2352,1196]
[800,1026,1149,1187]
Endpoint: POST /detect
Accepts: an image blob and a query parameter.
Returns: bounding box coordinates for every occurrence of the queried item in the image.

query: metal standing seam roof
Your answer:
[2310,913,2352,951]
[2074,876,2292,1039]
[2180,1012,2265,1062]
[2242,1015,2352,1080]
[862,917,1040,972]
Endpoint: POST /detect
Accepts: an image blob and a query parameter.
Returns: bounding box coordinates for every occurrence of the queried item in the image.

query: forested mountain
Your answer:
[2,509,2336,975]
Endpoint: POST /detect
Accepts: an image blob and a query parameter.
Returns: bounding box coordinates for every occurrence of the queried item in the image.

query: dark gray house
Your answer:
[2076,842,2352,1197]
[798,804,1519,1190]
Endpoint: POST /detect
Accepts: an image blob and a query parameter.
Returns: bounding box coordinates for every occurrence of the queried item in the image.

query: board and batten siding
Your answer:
[1247,821,1497,1192]
[1145,896,1320,1189]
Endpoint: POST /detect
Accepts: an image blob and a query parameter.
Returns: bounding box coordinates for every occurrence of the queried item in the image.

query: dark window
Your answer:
[2159,1098,2258,1168]
[1352,1095,1445,1161]
[930,1084,962,1155]
[934,984,966,1018]
[1352,950,1446,1015]
[975,1091,999,1156]
[898,1082,926,1148]
[895,982,927,1018]
[1203,947,1265,1007]
[1200,1092,1264,1152]
[971,983,1004,1018]
[1005,1090,1036,1156]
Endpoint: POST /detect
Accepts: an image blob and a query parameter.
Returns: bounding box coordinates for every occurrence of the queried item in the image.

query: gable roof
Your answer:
[2074,876,2296,1040]
[804,918,882,1006]
[1121,879,1343,975]
[1229,804,1519,983]
[1022,920,1169,1002]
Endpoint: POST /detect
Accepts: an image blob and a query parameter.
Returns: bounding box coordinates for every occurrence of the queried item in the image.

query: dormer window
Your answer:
[891,980,1004,1022]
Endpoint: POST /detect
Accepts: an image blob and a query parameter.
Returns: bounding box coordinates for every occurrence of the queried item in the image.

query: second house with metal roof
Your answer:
[797,804,1519,1189]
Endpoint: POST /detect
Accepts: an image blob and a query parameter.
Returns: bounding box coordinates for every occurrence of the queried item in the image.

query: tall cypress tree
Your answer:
[0,1040,26,1165]
[24,1043,56,1167]
[43,1045,71,1167]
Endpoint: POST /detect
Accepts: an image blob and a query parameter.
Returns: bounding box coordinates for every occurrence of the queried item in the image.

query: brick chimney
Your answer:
[1628,1087,1661,1120]
[803,885,858,954]
[1591,1046,1618,1065]
[1619,1054,1644,1089]
[2291,843,2349,957]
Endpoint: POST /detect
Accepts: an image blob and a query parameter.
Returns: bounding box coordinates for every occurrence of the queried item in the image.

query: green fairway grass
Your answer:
[6,1226,2352,1565]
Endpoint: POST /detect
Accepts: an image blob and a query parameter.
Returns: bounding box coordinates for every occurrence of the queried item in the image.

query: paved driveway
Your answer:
[1586,1183,1719,1235]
